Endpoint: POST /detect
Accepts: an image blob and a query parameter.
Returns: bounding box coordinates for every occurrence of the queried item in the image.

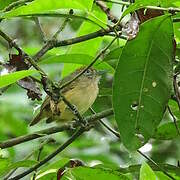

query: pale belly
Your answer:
[51,82,99,121]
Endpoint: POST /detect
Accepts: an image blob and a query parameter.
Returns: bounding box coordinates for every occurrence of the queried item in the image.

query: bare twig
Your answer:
[173,75,180,109]
[0,125,70,149]
[90,107,120,138]
[32,145,43,180]
[0,108,113,149]
[95,0,118,24]
[59,36,117,90]
[137,150,175,180]
[8,127,85,180]
[92,109,176,180]
[33,17,46,43]
[167,106,180,136]
[33,28,116,61]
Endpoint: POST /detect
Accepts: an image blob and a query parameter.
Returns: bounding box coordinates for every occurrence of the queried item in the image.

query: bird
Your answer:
[29,67,101,126]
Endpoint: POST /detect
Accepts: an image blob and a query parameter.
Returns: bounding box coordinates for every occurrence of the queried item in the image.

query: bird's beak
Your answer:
[97,70,107,76]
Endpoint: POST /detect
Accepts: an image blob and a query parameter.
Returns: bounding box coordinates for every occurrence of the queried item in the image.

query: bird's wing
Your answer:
[29,96,51,126]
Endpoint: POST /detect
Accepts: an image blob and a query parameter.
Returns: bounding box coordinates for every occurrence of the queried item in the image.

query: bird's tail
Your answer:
[29,112,43,126]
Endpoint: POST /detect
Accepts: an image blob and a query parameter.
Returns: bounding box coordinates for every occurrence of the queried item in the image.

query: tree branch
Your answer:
[95,0,118,24]
[0,108,113,149]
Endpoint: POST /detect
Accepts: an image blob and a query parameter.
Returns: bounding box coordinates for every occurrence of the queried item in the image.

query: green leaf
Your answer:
[0,0,17,10]
[0,158,11,176]
[36,158,70,180]
[62,167,130,180]
[113,15,173,151]
[40,54,114,73]
[0,70,37,88]
[103,47,123,62]
[140,162,156,180]
[62,4,107,77]
[1,0,94,19]
[0,160,37,176]
[153,121,180,140]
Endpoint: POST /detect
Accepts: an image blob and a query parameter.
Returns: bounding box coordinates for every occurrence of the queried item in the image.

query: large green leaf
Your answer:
[62,167,130,180]
[0,0,93,19]
[0,70,37,88]
[113,15,173,151]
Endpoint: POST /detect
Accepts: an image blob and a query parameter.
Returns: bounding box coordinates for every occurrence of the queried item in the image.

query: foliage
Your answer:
[0,0,180,179]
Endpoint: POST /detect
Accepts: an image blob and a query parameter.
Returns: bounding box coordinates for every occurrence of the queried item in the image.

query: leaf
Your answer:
[113,15,173,150]
[0,70,37,88]
[62,167,130,180]
[0,160,37,176]
[0,158,10,176]
[40,54,114,73]
[153,121,180,140]
[0,0,16,10]
[103,47,123,62]
[140,162,156,180]
[1,0,94,19]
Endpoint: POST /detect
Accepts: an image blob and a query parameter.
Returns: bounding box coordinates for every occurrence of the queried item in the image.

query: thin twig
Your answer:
[92,109,176,180]
[33,28,115,61]
[167,106,180,136]
[0,108,113,149]
[59,36,117,90]
[32,146,43,180]
[95,0,118,24]
[137,150,175,180]
[90,107,120,138]
[8,127,85,180]
[33,17,46,43]
[173,75,180,110]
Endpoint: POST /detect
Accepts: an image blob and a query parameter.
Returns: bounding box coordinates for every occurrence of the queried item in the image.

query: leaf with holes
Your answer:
[113,15,174,151]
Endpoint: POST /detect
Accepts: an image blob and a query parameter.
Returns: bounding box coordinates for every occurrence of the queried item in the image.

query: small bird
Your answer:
[29,67,101,126]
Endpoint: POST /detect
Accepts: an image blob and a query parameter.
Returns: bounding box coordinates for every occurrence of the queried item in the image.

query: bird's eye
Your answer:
[85,69,92,76]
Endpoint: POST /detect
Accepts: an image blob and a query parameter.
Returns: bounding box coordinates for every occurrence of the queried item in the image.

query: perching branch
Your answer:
[0,108,113,149]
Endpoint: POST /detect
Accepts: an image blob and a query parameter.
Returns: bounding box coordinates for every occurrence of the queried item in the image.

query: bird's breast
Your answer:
[51,81,99,121]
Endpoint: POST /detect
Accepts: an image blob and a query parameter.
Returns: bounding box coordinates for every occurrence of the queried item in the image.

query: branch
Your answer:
[0,109,113,149]
[0,125,70,149]
[33,28,115,61]
[9,127,85,180]
[167,105,180,136]
[95,0,118,24]
[33,17,46,43]
[59,37,117,90]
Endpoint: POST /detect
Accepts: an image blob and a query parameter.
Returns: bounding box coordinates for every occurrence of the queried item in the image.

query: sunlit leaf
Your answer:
[62,167,130,180]
[0,70,37,88]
